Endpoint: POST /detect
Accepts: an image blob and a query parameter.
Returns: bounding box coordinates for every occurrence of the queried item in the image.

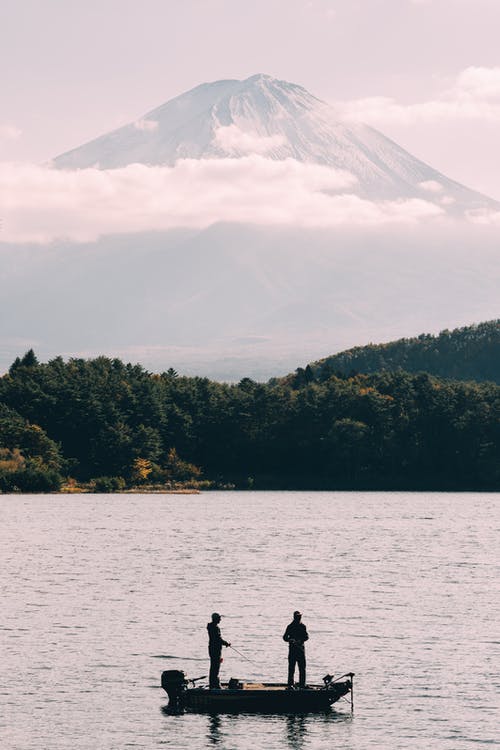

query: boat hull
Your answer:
[184,684,350,712]
[161,672,352,713]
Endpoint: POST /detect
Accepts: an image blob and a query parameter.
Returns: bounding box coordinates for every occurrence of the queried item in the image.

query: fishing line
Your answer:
[229,645,260,667]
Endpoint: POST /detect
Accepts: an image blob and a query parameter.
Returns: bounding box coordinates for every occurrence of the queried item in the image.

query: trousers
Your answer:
[288,648,306,687]
[209,648,222,689]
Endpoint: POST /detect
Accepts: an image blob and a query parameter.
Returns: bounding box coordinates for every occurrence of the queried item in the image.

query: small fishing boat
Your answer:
[161,670,354,713]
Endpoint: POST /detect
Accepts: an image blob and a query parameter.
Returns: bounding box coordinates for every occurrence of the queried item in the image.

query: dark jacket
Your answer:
[283,621,309,651]
[207,621,229,653]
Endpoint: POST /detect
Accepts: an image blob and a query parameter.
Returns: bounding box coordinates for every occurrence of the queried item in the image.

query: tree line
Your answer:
[0,349,498,492]
[305,320,500,385]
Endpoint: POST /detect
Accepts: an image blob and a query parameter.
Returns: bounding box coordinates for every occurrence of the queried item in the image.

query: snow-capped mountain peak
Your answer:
[53,74,498,212]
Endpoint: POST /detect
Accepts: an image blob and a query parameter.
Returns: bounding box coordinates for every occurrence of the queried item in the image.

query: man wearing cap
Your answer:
[283,610,309,689]
[207,612,231,689]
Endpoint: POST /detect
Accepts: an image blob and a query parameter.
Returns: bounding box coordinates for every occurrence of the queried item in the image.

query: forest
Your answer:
[306,320,500,385]
[0,343,499,492]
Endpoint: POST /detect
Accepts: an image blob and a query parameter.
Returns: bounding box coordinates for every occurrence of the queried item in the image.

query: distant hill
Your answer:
[2,227,500,382]
[305,320,500,384]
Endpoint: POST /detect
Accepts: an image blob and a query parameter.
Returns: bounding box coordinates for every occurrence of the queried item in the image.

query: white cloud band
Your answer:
[0,157,453,244]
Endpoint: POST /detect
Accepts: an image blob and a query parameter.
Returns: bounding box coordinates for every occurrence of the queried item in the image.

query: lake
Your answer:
[1,491,498,749]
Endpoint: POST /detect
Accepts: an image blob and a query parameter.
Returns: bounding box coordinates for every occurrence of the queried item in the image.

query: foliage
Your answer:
[0,347,499,491]
[165,447,201,481]
[306,320,500,385]
[92,476,126,493]
[0,455,62,493]
[131,457,153,484]
[0,403,64,492]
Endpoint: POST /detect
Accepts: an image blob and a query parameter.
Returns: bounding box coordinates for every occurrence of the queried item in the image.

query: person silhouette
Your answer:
[283,610,309,688]
[207,612,230,689]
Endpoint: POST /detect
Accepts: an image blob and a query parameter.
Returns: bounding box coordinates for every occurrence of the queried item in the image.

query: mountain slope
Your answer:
[1,225,500,381]
[305,320,500,384]
[53,74,498,212]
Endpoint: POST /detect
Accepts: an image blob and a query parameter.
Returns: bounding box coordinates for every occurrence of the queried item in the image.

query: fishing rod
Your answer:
[229,645,260,667]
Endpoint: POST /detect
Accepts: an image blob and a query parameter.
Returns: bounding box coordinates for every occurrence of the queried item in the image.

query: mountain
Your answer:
[1,225,500,381]
[2,75,498,381]
[295,320,500,385]
[53,74,498,213]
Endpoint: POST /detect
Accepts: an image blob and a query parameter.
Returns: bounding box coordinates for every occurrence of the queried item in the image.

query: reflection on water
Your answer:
[204,713,311,749]
[202,710,352,750]
[207,714,222,745]
[285,714,307,749]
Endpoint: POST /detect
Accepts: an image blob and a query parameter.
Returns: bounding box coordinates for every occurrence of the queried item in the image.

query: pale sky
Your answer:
[1,0,500,199]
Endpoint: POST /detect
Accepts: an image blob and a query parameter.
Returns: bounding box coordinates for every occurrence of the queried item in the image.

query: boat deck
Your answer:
[239,683,288,690]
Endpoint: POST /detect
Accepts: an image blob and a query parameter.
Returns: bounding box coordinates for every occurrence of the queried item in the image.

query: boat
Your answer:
[161,670,354,713]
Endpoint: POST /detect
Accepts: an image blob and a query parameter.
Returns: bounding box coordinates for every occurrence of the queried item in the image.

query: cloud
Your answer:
[214,125,286,155]
[465,208,500,226]
[337,66,500,124]
[456,66,500,98]
[440,195,456,206]
[0,125,22,142]
[133,119,159,132]
[0,157,451,244]
[419,180,443,193]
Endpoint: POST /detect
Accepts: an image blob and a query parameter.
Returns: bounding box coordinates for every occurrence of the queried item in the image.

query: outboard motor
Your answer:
[161,670,187,705]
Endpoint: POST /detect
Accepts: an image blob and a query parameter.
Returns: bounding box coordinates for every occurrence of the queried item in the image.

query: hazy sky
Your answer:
[1,0,500,198]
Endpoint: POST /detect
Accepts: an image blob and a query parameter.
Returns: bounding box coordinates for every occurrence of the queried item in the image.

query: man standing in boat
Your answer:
[283,610,309,688]
[207,612,231,689]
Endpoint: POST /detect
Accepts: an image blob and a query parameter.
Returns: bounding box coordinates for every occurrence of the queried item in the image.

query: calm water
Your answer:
[1,492,498,750]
